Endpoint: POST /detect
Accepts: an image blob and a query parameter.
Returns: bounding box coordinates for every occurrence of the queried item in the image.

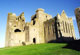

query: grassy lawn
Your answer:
[0,43,80,55]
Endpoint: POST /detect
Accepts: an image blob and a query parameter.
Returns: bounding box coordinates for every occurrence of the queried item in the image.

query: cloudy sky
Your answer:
[0,0,80,48]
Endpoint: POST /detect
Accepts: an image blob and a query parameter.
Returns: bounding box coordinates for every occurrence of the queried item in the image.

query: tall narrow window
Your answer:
[68,24,70,33]
[33,20,36,25]
[52,24,54,33]
[48,26,50,35]
[62,21,65,32]
[70,24,72,33]
[44,27,46,37]
[46,15,47,18]
[65,22,68,33]
[25,26,29,42]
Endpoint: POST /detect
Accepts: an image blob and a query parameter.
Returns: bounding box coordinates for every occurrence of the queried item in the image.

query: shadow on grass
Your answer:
[48,37,80,51]
[63,40,80,51]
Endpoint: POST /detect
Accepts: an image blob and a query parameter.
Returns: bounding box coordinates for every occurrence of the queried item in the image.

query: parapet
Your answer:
[36,8,44,12]
[8,13,16,16]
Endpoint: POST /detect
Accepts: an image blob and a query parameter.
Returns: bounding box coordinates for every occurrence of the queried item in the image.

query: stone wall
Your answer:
[5,8,76,47]
[44,19,56,43]
[5,12,25,47]
[54,10,76,41]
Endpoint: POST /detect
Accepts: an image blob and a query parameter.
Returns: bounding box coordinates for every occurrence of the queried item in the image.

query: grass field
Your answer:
[0,43,80,55]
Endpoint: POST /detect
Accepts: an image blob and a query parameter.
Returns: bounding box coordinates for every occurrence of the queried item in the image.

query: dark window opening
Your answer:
[14,25,16,27]
[22,20,24,21]
[52,25,54,33]
[31,15,36,20]
[33,20,36,25]
[14,29,21,32]
[48,26,50,35]
[33,38,36,44]
[58,22,60,26]
[22,42,26,45]
[16,18,18,20]
[79,11,80,13]
[33,15,36,19]
[46,15,47,18]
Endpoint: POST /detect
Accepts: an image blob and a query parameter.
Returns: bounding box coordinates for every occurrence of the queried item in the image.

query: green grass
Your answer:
[0,43,80,55]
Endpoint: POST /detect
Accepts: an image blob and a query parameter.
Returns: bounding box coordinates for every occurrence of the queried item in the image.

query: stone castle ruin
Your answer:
[5,8,76,47]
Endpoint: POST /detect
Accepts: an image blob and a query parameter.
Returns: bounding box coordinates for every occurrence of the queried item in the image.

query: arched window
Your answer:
[14,29,21,32]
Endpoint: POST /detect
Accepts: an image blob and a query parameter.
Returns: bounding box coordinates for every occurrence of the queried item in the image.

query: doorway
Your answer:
[33,38,36,44]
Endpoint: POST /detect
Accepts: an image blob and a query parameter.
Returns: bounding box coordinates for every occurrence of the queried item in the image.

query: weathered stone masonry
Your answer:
[5,8,76,47]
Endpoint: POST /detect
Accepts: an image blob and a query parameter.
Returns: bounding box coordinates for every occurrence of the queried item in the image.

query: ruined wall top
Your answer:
[56,10,68,20]
[8,13,16,16]
[36,8,44,12]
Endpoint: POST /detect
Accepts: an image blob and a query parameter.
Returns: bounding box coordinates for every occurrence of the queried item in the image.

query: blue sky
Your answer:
[0,0,80,48]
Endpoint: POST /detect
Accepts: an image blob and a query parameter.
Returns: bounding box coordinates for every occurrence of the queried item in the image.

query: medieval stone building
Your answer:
[5,8,76,47]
